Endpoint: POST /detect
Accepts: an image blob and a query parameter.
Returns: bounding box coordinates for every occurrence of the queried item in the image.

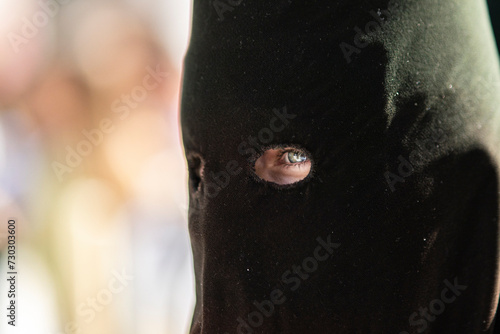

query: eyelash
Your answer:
[276,149,309,168]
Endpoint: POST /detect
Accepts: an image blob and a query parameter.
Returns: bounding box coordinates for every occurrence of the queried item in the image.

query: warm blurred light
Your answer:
[0,0,194,333]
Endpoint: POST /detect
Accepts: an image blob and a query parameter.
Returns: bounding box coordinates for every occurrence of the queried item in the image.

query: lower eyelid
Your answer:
[280,161,307,169]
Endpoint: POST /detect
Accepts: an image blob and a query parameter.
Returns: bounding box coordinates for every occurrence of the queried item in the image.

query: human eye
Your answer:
[254,147,312,185]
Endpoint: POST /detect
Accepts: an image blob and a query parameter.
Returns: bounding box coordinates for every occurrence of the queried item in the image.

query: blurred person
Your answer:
[0,0,55,219]
[46,1,195,333]
[1,1,194,334]
[0,1,64,333]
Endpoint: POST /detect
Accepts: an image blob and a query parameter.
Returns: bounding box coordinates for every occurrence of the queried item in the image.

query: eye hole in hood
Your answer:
[187,154,204,192]
[254,146,312,185]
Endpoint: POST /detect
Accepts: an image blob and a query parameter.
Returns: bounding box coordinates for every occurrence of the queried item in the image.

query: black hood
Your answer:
[180,0,500,333]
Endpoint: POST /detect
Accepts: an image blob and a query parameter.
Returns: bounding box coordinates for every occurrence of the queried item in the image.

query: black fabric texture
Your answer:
[180,0,500,333]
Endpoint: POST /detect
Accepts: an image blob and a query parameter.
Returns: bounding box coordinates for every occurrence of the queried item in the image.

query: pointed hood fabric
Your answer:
[180,0,500,333]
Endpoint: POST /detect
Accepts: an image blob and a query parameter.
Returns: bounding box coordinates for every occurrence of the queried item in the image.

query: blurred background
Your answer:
[0,0,193,333]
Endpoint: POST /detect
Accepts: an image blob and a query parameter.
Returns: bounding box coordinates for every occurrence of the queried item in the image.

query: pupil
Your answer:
[289,151,306,163]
